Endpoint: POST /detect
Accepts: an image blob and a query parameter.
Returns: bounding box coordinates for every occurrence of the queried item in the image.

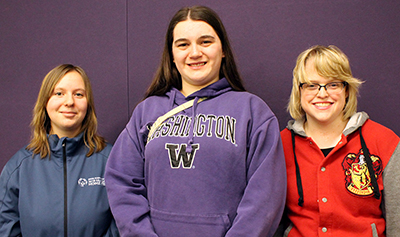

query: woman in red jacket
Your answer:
[279,45,400,237]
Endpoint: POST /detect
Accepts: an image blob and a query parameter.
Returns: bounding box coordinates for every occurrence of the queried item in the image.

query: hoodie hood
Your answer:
[287,112,369,137]
[166,78,233,108]
[147,78,233,152]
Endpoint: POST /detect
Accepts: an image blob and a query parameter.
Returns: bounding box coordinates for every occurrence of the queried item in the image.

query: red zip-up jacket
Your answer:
[280,112,400,237]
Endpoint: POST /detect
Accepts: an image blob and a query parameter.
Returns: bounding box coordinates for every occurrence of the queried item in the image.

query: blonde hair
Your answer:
[27,64,106,158]
[288,45,363,120]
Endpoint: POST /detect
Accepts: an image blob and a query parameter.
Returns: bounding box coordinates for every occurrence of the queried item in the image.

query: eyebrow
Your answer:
[174,35,216,44]
[53,87,86,92]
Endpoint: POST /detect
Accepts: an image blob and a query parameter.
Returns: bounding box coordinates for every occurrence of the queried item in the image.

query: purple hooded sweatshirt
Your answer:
[105,78,286,237]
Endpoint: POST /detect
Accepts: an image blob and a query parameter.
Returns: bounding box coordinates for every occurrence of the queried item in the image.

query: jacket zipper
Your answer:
[62,141,68,237]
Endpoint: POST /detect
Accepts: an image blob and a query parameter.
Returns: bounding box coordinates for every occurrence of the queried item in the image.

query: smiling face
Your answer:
[46,70,88,138]
[300,58,347,126]
[172,19,224,96]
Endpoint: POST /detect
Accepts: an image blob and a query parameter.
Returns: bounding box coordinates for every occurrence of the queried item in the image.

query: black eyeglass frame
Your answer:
[299,81,348,91]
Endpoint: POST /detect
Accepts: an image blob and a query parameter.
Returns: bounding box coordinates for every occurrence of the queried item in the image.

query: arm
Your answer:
[0,159,22,237]
[383,142,400,237]
[226,112,287,237]
[105,115,158,237]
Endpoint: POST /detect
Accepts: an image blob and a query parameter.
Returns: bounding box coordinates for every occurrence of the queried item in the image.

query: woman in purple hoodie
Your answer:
[105,5,286,237]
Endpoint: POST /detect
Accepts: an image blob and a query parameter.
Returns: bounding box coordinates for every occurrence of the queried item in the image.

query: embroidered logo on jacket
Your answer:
[77,177,105,187]
[341,149,382,196]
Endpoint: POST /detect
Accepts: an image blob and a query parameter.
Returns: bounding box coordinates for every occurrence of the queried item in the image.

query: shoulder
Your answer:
[280,119,306,138]
[93,143,113,159]
[362,119,399,140]
[280,128,296,149]
[102,143,113,154]
[225,90,265,102]
[280,128,291,137]
[1,146,34,177]
[136,95,169,110]
[129,95,170,122]
[8,146,33,165]
[220,91,273,114]
[361,119,400,158]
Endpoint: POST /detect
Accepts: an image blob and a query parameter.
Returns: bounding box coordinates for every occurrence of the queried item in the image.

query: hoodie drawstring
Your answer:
[169,90,176,110]
[291,126,380,207]
[359,127,380,199]
[186,97,200,153]
[291,130,304,207]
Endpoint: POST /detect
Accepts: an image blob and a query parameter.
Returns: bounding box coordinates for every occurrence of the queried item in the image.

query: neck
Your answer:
[180,78,219,97]
[304,117,348,149]
[180,85,200,97]
[50,130,81,139]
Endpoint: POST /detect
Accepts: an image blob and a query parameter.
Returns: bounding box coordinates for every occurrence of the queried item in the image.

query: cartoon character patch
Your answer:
[342,149,382,196]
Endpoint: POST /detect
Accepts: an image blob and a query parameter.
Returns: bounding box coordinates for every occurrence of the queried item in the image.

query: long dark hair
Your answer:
[145,5,245,98]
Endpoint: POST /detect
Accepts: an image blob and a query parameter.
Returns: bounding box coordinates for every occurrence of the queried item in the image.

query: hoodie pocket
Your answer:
[150,208,231,237]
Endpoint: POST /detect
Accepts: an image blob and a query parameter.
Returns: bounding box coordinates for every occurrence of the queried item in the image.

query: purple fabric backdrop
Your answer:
[1,1,399,170]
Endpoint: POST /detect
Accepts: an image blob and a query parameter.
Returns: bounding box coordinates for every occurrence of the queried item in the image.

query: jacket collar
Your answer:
[48,132,84,158]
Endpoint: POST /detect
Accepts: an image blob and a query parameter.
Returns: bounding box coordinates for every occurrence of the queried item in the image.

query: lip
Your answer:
[187,62,207,68]
[60,111,77,117]
[313,102,333,109]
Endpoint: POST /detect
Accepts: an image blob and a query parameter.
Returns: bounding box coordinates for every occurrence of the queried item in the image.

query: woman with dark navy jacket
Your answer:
[0,64,119,237]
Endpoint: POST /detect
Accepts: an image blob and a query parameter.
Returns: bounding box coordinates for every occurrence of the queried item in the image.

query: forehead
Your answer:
[173,19,218,39]
[303,57,332,83]
[304,57,316,72]
[54,71,85,89]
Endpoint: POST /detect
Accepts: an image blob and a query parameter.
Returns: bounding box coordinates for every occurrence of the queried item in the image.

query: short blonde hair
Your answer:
[288,45,363,120]
[27,64,106,158]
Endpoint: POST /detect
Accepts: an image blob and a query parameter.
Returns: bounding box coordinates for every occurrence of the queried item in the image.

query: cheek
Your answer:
[172,49,182,62]
[340,96,347,109]
[46,98,57,111]
[300,93,311,106]
[79,100,88,114]
[172,52,182,67]
[333,93,347,105]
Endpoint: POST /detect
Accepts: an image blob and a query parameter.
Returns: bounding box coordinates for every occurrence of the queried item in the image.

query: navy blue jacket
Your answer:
[0,133,119,237]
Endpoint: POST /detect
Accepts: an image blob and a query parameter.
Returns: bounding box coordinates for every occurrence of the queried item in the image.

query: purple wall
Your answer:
[1,1,399,170]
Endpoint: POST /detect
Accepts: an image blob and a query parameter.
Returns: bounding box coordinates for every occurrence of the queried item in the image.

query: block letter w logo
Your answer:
[165,143,199,169]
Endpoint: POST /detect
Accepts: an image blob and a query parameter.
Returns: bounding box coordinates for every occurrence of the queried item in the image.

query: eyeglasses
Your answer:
[299,81,348,95]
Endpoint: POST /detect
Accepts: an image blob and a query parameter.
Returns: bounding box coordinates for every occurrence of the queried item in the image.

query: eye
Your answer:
[54,92,63,96]
[307,84,319,90]
[327,82,340,89]
[175,42,189,49]
[75,91,86,97]
[201,40,212,46]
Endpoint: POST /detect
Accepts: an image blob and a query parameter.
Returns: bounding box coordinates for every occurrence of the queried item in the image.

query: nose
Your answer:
[316,86,329,97]
[189,44,202,58]
[64,94,74,106]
